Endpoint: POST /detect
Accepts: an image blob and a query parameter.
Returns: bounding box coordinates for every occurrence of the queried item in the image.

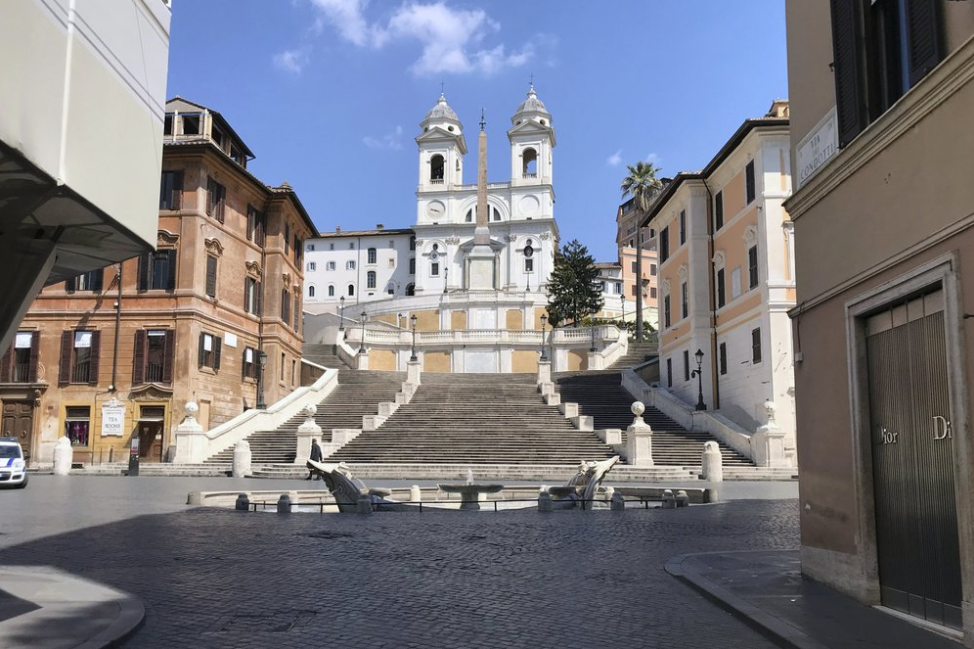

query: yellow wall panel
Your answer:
[511,350,538,373]
[423,351,451,373]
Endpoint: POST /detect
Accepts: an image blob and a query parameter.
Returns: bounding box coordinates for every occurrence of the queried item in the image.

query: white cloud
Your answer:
[645,152,662,167]
[273,46,312,74]
[606,150,623,167]
[363,125,404,150]
[306,0,534,76]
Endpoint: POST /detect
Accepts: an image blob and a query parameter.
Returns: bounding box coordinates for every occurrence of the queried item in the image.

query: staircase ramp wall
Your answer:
[174,366,340,464]
[621,369,754,460]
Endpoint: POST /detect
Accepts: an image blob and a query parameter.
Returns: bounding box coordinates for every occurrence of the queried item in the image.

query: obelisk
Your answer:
[467,109,496,290]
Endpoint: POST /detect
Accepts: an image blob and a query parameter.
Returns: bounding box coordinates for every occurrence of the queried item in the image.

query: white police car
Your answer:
[0,437,28,488]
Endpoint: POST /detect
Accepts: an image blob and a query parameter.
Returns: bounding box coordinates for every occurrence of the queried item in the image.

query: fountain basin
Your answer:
[437,483,505,510]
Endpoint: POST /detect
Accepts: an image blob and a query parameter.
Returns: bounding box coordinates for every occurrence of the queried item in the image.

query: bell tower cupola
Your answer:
[508,83,556,187]
[416,92,467,192]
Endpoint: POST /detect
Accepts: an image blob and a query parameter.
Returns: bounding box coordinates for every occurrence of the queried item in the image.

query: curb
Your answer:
[664,551,830,649]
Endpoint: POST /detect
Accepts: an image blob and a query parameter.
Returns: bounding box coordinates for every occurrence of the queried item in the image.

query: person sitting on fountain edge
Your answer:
[307,439,322,480]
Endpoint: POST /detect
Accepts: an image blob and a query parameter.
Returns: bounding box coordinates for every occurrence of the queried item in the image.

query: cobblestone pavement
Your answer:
[1,476,798,648]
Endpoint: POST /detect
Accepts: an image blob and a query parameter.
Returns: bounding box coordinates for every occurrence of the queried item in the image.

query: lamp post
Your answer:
[359,311,367,355]
[690,348,707,411]
[338,296,345,331]
[256,350,268,409]
[540,314,548,361]
[410,313,418,362]
[589,320,597,352]
[443,267,448,294]
[620,295,626,325]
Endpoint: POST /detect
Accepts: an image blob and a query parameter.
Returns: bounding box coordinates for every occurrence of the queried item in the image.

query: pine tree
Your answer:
[546,239,604,328]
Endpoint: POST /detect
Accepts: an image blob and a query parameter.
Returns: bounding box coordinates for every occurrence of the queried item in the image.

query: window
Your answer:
[831,0,944,147]
[293,235,301,264]
[666,358,673,388]
[292,359,296,386]
[751,327,762,363]
[522,148,538,177]
[367,271,376,289]
[663,295,671,328]
[409,236,416,251]
[745,161,756,204]
[493,207,501,222]
[284,223,290,255]
[465,209,473,223]
[601,281,608,293]
[719,342,727,375]
[282,288,291,325]
[631,261,638,273]
[679,210,686,245]
[430,154,445,182]
[244,277,262,315]
[387,285,395,295]
[133,330,174,384]
[650,263,657,276]
[308,285,316,298]
[243,347,257,380]
[205,255,218,298]
[327,285,335,297]
[525,258,534,273]
[137,249,176,291]
[326,261,336,271]
[389,240,395,249]
[198,332,222,370]
[159,170,183,210]
[681,282,688,319]
[683,350,690,382]
[206,177,226,223]
[65,407,91,447]
[307,262,317,272]
[280,353,286,381]
[717,268,726,308]
[748,245,759,289]
[631,284,638,297]
[59,330,100,386]
[614,283,622,295]
[65,269,104,293]
[247,205,266,246]
[650,287,657,299]
[293,295,300,331]
[405,283,415,296]
[367,248,377,264]
[330,243,335,250]
[163,114,173,135]
[181,114,201,135]
[308,244,315,252]
[388,258,395,269]
[430,262,440,277]
[659,227,669,262]
[714,191,724,230]
[346,261,356,271]
[348,284,355,297]
[0,332,39,383]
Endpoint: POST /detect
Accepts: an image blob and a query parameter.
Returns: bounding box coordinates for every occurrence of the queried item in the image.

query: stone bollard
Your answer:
[410,485,422,502]
[662,489,677,509]
[626,402,655,467]
[603,486,615,501]
[52,436,73,476]
[357,493,373,514]
[235,493,250,511]
[232,440,252,478]
[701,441,723,483]
[276,494,292,513]
[538,491,553,512]
[676,490,690,508]
[610,491,625,511]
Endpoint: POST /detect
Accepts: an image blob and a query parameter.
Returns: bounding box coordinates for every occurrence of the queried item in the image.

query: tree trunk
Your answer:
[635,212,644,339]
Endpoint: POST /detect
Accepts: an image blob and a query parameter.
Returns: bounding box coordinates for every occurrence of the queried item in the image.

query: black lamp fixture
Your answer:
[620,294,626,325]
[256,350,268,409]
[338,295,346,331]
[359,311,368,354]
[540,314,548,361]
[589,320,597,352]
[410,313,418,362]
[690,348,707,411]
[443,267,449,294]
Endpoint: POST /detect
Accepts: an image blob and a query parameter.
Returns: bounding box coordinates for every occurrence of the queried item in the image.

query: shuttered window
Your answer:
[198,333,221,370]
[716,268,726,308]
[244,277,262,315]
[59,330,100,386]
[745,161,756,204]
[752,328,762,364]
[282,289,291,325]
[206,177,226,223]
[133,330,175,384]
[138,250,176,291]
[748,245,759,290]
[714,191,724,230]
[719,342,728,375]
[65,269,104,292]
[659,227,670,263]
[663,295,671,328]
[159,170,183,210]
[0,332,39,383]
[205,255,218,298]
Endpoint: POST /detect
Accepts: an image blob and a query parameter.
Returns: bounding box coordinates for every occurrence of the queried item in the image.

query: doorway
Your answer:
[1,401,34,463]
[865,289,962,629]
[137,405,165,462]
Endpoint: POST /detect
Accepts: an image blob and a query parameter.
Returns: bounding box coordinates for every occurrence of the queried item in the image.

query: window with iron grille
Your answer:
[0,332,39,383]
[59,330,100,386]
[133,330,174,384]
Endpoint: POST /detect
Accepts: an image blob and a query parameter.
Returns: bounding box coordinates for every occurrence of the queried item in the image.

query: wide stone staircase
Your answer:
[609,340,658,370]
[203,369,406,465]
[554,370,753,467]
[302,344,351,370]
[327,373,617,465]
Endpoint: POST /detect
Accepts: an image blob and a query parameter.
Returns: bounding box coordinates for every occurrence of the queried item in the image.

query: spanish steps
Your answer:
[326,373,617,464]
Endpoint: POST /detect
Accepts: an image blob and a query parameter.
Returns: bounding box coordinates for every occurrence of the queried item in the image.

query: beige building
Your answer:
[0,98,315,466]
[645,102,794,460]
[616,198,659,329]
[785,1,974,639]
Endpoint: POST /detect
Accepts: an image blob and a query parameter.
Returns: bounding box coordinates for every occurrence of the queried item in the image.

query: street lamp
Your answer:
[589,320,597,352]
[443,267,449,294]
[690,348,707,411]
[256,350,268,409]
[620,294,626,325]
[540,314,548,361]
[359,311,368,355]
[410,313,418,362]
[338,295,346,331]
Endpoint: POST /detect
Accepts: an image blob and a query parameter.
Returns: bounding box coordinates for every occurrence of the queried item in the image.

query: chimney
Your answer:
[335,225,341,233]
[376,223,384,230]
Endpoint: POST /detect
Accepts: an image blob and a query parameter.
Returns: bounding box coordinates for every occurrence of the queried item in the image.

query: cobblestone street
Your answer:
[0,476,798,648]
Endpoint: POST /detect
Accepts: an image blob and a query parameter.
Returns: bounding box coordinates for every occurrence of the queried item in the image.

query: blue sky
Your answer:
[167,0,788,262]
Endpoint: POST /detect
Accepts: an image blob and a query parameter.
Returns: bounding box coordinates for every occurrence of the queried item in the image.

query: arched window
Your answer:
[386,283,395,295]
[328,285,335,297]
[405,283,415,296]
[367,271,376,289]
[522,148,538,177]
[308,285,316,298]
[492,207,501,222]
[409,236,416,251]
[430,154,444,183]
[465,209,473,223]
[367,248,376,264]
[348,284,355,297]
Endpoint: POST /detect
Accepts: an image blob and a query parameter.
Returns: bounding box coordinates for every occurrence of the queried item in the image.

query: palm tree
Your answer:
[620,161,663,339]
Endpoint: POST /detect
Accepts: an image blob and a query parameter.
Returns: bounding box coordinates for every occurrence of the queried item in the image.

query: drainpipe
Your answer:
[257,198,269,407]
[110,262,122,393]
[702,178,720,410]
